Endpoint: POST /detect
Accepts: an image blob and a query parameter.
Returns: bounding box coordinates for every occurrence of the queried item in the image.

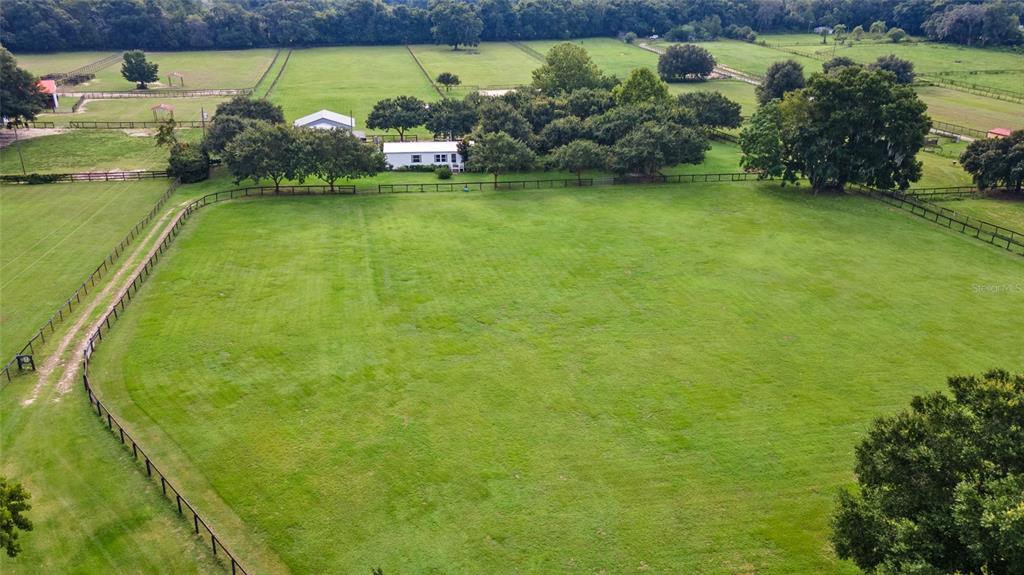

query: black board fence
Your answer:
[58,88,254,99]
[70,120,205,129]
[0,170,171,184]
[377,171,761,194]
[1,180,179,383]
[853,185,1024,255]
[931,121,988,140]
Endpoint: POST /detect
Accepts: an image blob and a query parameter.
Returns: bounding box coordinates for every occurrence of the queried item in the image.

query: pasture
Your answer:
[915,86,1023,132]
[87,183,1023,575]
[12,51,119,76]
[0,179,171,354]
[529,38,659,78]
[410,43,541,88]
[937,195,1024,230]
[268,46,438,125]
[84,49,278,91]
[40,96,228,126]
[0,130,195,174]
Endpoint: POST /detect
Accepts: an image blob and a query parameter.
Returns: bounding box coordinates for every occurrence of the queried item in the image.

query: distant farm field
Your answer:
[529,38,659,78]
[0,130,200,174]
[11,51,119,76]
[938,195,1024,230]
[40,96,228,126]
[269,46,439,127]
[410,43,541,88]
[88,183,1023,575]
[81,49,278,91]
[916,86,1023,131]
[0,179,170,355]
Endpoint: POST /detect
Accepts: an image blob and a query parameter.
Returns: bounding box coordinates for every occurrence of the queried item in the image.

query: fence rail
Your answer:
[0,170,170,183]
[917,74,1024,104]
[69,120,205,129]
[1,180,179,382]
[854,185,1024,255]
[58,88,254,99]
[901,186,987,201]
[4,121,56,129]
[260,49,292,99]
[46,53,123,83]
[931,120,988,140]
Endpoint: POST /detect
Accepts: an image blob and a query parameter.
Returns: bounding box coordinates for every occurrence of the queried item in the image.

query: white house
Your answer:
[293,110,365,138]
[382,141,464,171]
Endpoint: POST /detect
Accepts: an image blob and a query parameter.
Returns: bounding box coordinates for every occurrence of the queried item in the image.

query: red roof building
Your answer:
[37,79,59,109]
[987,128,1013,139]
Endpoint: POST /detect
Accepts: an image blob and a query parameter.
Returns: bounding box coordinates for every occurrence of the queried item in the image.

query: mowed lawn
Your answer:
[528,38,659,79]
[916,86,1024,131]
[0,130,196,174]
[11,51,118,76]
[40,96,228,125]
[89,183,1023,575]
[0,180,170,356]
[938,195,1024,230]
[85,49,278,91]
[269,46,439,127]
[410,43,541,88]
[670,79,759,117]
[684,40,823,77]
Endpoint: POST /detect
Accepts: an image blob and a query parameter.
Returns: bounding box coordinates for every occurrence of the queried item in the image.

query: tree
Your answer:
[657,44,716,82]
[869,20,888,36]
[167,143,210,183]
[436,71,461,92]
[366,96,428,142]
[831,369,1024,575]
[613,67,670,106]
[121,50,158,89]
[538,116,585,152]
[548,139,609,182]
[623,32,637,44]
[741,66,931,193]
[214,96,285,124]
[822,56,859,74]
[869,54,915,84]
[305,129,385,190]
[609,121,708,175]
[676,92,742,129]
[565,88,614,119]
[832,24,847,42]
[887,27,908,42]
[465,131,535,184]
[0,477,33,557]
[155,119,177,148]
[959,130,1024,193]
[426,98,478,140]
[851,25,865,41]
[429,0,483,50]
[477,99,532,142]
[0,48,48,123]
[531,43,611,96]
[204,116,263,155]
[224,123,307,190]
[755,60,805,105]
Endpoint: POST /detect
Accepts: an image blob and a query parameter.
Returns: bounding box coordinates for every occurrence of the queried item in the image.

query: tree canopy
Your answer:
[741,66,930,193]
[0,48,48,123]
[755,60,806,105]
[657,44,716,82]
[959,130,1024,193]
[223,123,306,189]
[531,43,613,96]
[366,96,429,142]
[305,129,385,190]
[430,0,484,50]
[613,67,671,106]
[0,476,33,558]
[869,54,915,84]
[426,98,478,140]
[832,369,1024,575]
[465,131,536,184]
[609,121,708,175]
[676,91,742,129]
[121,50,159,89]
[548,139,609,182]
[214,96,285,124]
[436,72,461,91]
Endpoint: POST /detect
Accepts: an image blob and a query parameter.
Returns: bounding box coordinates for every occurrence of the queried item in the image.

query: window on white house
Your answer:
[411,155,421,163]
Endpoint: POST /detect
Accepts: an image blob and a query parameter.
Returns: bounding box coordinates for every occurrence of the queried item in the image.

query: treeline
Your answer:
[2,0,1021,53]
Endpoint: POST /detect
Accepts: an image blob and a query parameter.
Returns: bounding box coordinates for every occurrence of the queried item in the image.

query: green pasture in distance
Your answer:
[681,40,824,77]
[527,38,659,79]
[40,96,228,126]
[89,181,1023,575]
[85,49,278,91]
[410,43,541,88]
[937,196,1024,230]
[11,51,119,76]
[0,130,201,174]
[669,79,760,117]
[0,179,170,355]
[269,46,439,130]
[917,86,1024,131]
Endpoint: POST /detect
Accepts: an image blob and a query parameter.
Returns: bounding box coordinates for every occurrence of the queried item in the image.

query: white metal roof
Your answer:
[382,141,461,154]
[293,109,355,128]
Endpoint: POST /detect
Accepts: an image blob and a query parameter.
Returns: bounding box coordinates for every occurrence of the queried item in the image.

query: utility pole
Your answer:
[12,122,27,175]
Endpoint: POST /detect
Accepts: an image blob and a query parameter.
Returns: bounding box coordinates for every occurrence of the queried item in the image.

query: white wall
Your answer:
[385,151,463,171]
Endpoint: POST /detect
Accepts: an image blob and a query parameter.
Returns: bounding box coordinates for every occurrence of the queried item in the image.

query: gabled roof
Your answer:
[37,80,57,94]
[293,109,355,128]
[382,141,461,154]
[987,128,1013,137]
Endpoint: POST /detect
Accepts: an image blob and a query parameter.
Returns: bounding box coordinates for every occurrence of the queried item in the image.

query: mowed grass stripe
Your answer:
[90,184,1022,575]
[269,46,439,127]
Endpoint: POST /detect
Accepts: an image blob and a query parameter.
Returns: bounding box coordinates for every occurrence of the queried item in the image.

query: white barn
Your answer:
[382,141,464,171]
[293,110,365,138]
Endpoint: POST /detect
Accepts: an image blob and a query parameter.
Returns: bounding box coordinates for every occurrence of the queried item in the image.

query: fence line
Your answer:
[931,120,988,140]
[510,42,546,62]
[1,180,179,382]
[4,121,56,129]
[252,48,283,96]
[854,185,1024,255]
[45,53,122,83]
[0,170,171,184]
[917,74,1024,104]
[405,45,445,97]
[260,49,293,99]
[69,120,205,129]
[58,88,254,99]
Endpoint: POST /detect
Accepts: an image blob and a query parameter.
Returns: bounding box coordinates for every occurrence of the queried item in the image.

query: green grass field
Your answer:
[11,51,119,76]
[0,180,171,354]
[938,195,1024,230]
[86,182,1023,575]
[916,86,1023,132]
[269,46,439,127]
[410,43,540,88]
[670,79,760,116]
[528,38,659,79]
[40,97,228,126]
[0,130,201,174]
[83,50,278,91]
[684,40,824,77]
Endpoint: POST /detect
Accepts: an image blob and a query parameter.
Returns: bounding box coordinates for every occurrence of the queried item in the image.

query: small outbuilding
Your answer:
[37,80,59,110]
[987,128,1013,139]
[382,141,464,172]
[294,109,356,130]
[151,103,175,121]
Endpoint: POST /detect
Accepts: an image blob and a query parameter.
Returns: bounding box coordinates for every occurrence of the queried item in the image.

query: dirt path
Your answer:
[22,205,180,405]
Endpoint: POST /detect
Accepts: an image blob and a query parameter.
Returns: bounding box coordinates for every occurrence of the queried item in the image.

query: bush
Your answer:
[436,165,453,179]
[168,143,210,183]
[658,44,716,82]
[623,32,637,44]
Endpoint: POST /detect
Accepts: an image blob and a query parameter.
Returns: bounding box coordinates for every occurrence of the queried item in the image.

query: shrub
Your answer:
[24,173,63,184]
[436,165,453,179]
[623,32,637,44]
[168,142,210,183]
